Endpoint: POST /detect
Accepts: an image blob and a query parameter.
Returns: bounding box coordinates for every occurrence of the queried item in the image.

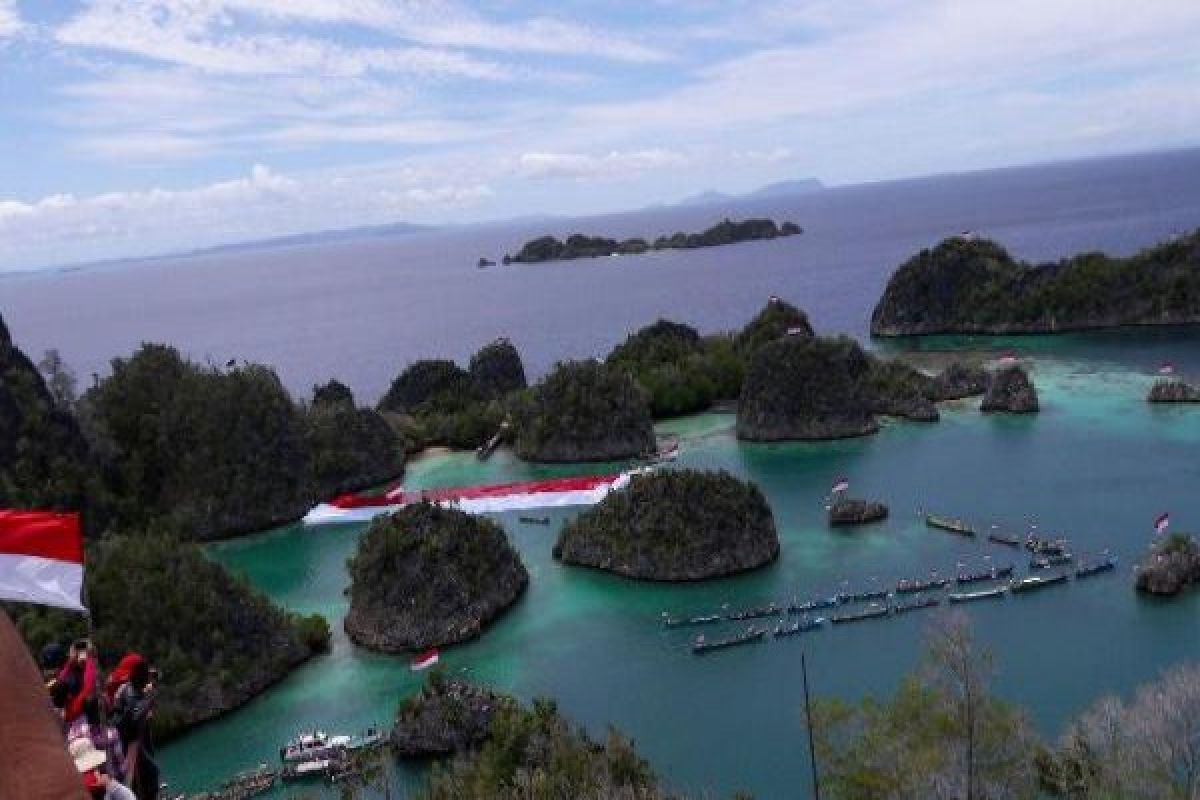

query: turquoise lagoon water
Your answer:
[160,339,1200,799]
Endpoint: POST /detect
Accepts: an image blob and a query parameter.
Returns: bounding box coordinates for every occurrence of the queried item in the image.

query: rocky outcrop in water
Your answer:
[931,363,991,400]
[737,336,879,440]
[344,504,528,652]
[514,359,654,462]
[1135,534,1200,596]
[829,498,889,526]
[870,231,1200,336]
[864,359,939,422]
[981,365,1039,413]
[554,469,779,581]
[392,673,509,757]
[1147,379,1200,403]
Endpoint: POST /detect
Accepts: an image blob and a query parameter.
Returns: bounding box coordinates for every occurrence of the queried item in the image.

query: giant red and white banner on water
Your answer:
[303,471,638,526]
[0,510,86,612]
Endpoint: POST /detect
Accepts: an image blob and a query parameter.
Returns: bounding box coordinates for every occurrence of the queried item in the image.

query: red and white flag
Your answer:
[1154,513,1170,535]
[1159,363,1175,376]
[411,648,440,671]
[999,351,1018,365]
[831,478,849,494]
[0,510,86,612]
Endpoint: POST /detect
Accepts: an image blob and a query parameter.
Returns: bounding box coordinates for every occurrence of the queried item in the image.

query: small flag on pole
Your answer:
[1154,513,1170,535]
[0,510,86,612]
[411,648,440,671]
[999,351,1018,365]
[831,478,849,494]
[1159,363,1175,376]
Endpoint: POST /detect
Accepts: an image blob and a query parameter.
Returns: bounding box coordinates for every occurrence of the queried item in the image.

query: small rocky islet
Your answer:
[344,504,529,653]
[553,469,780,581]
[391,672,510,757]
[829,497,889,526]
[981,365,1040,413]
[1135,534,1200,596]
[1147,379,1200,403]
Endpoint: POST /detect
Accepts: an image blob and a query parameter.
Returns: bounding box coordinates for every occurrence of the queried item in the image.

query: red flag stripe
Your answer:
[0,511,83,564]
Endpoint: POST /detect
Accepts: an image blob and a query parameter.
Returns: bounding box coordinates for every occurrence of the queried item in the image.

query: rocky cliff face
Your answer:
[554,469,779,581]
[1147,379,1200,403]
[1135,535,1200,596]
[981,365,1039,413]
[829,498,889,526]
[931,363,991,400]
[871,231,1200,336]
[345,504,528,652]
[864,359,939,422]
[392,675,508,757]
[737,336,879,440]
[514,359,654,462]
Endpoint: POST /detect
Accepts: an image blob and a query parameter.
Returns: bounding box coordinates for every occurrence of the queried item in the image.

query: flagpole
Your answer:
[801,650,822,800]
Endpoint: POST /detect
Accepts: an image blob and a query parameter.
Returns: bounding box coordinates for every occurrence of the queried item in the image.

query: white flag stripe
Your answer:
[0,553,85,611]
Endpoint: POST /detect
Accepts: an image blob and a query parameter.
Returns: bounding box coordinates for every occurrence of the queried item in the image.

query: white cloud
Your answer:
[0,164,494,270]
[517,149,688,180]
[56,0,511,79]
[0,0,22,38]
[199,0,668,63]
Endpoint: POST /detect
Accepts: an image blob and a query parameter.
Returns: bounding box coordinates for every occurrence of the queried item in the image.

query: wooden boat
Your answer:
[1010,573,1070,594]
[692,626,766,654]
[948,586,1007,603]
[663,612,721,628]
[925,514,976,536]
[1025,536,1069,556]
[281,758,338,782]
[956,565,1014,584]
[518,515,551,525]
[831,603,890,624]
[773,617,825,637]
[895,576,949,594]
[987,532,1021,547]
[892,596,940,614]
[727,603,782,621]
[836,588,890,604]
[1030,553,1074,569]
[1075,556,1117,579]
[788,596,838,614]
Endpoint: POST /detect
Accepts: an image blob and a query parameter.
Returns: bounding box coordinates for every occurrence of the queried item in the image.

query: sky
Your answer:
[1,1,1199,271]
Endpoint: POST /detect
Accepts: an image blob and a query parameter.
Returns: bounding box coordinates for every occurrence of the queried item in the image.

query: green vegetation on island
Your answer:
[503,217,801,264]
[378,339,527,451]
[344,504,529,652]
[871,230,1200,336]
[554,468,779,581]
[420,691,666,800]
[13,532,329,741]
[392,669,512,757]
[514,359,655,462]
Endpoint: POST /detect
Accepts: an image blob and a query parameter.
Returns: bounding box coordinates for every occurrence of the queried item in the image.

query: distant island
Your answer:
[871,229,1200,336]
[674,178,824,207]
[502,217,801,265]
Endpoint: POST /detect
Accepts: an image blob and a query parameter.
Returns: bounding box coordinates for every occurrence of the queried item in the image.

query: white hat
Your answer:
[68,737,107,773]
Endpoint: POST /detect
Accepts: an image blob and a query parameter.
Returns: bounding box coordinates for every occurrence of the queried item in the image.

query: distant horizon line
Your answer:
[5,142,1198,279]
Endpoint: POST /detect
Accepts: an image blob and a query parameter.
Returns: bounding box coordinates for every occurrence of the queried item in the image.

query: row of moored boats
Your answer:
[679,553,1118,654]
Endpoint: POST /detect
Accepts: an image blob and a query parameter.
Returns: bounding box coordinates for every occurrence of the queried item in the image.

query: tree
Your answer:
[812,612,1039,800]
[38,349,77,410]
[1048,663,1200,799]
